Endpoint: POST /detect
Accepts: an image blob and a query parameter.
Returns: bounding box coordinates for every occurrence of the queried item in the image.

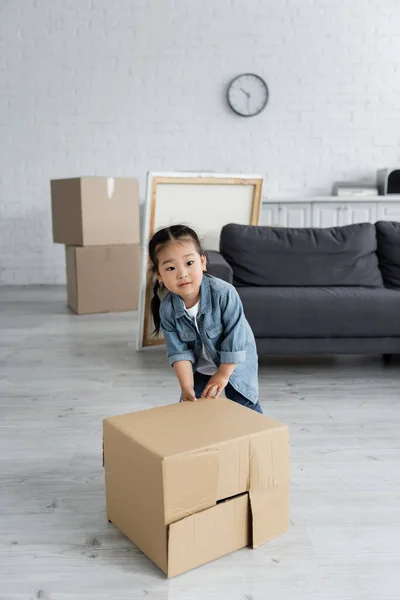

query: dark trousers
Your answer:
[193,371,263,414]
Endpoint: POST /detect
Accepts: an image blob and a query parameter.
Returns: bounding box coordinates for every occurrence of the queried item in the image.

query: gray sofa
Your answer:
[207,221,400,358]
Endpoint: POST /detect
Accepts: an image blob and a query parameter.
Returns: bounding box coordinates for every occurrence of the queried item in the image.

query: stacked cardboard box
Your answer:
[51,177,141,314]
[103,397,290,577]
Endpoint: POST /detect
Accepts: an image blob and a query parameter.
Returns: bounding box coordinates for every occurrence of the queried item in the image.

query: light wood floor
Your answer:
[1,286,399,600]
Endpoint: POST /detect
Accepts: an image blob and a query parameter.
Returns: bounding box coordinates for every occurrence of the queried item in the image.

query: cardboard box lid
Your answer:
[105,397,286,458]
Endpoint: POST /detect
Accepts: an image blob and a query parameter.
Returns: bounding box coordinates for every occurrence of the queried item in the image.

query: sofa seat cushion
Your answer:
[220,223,383,288]
[376,220,400,288]
[238,286,400,338]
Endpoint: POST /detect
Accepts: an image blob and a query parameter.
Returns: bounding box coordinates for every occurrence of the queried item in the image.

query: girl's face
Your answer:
[156,239,206,305]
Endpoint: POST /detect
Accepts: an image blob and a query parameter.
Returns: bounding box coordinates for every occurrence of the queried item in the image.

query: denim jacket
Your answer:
[159,275,259,403]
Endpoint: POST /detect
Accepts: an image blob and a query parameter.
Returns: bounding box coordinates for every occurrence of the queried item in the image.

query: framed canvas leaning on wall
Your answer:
[137,172,264,350]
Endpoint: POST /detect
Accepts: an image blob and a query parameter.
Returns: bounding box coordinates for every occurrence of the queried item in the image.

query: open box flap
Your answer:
[248,426,290,548]
[167,493,250,578]
[163,448,219,525]
[249,426,290,490]
[250,483,290,548]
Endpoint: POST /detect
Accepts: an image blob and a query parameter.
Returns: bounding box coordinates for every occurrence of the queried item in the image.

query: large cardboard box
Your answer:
[66,244,140,314]
[51,177,140,246]
[103,398,290,577]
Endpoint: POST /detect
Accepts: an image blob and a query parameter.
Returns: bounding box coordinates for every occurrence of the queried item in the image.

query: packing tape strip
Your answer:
[107,177,115,199]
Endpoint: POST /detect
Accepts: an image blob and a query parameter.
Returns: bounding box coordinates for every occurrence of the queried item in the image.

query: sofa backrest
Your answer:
[220,222,384,287]
[376,220,400,288]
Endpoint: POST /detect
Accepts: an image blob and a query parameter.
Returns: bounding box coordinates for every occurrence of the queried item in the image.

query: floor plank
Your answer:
[0,286,399,600]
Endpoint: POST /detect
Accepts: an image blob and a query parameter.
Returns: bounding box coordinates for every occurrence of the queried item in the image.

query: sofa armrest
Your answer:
[205,250,233,284]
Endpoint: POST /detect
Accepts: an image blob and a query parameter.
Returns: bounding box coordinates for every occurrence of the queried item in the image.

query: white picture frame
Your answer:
[137,172,264,350]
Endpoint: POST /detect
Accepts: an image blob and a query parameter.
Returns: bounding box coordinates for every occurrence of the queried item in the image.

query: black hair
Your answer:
[149,224,205,336]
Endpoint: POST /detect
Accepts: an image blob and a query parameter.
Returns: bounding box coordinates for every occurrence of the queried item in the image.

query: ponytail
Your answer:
[150,279,161,336]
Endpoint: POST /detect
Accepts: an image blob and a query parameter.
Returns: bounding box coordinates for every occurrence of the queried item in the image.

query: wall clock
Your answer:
[227,73,269,117]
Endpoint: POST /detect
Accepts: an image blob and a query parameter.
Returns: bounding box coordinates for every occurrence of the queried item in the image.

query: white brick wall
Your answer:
[1,0,400,284]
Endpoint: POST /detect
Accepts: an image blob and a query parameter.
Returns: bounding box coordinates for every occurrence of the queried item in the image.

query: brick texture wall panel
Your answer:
[1,0,400,283]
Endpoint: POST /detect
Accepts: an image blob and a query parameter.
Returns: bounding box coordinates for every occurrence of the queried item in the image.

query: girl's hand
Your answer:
[202,374,229,399]
[182,388,197,402]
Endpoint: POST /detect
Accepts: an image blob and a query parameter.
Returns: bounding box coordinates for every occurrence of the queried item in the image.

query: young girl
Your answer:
[149,224,263,414]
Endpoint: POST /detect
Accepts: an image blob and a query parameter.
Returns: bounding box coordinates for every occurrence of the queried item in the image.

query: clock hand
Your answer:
[240,87,250,98]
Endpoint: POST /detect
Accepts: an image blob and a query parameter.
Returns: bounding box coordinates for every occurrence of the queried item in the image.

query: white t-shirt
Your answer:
[185,301,218,376]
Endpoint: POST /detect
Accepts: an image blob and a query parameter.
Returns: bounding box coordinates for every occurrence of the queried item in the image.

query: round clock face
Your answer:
[227,73,269,117]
